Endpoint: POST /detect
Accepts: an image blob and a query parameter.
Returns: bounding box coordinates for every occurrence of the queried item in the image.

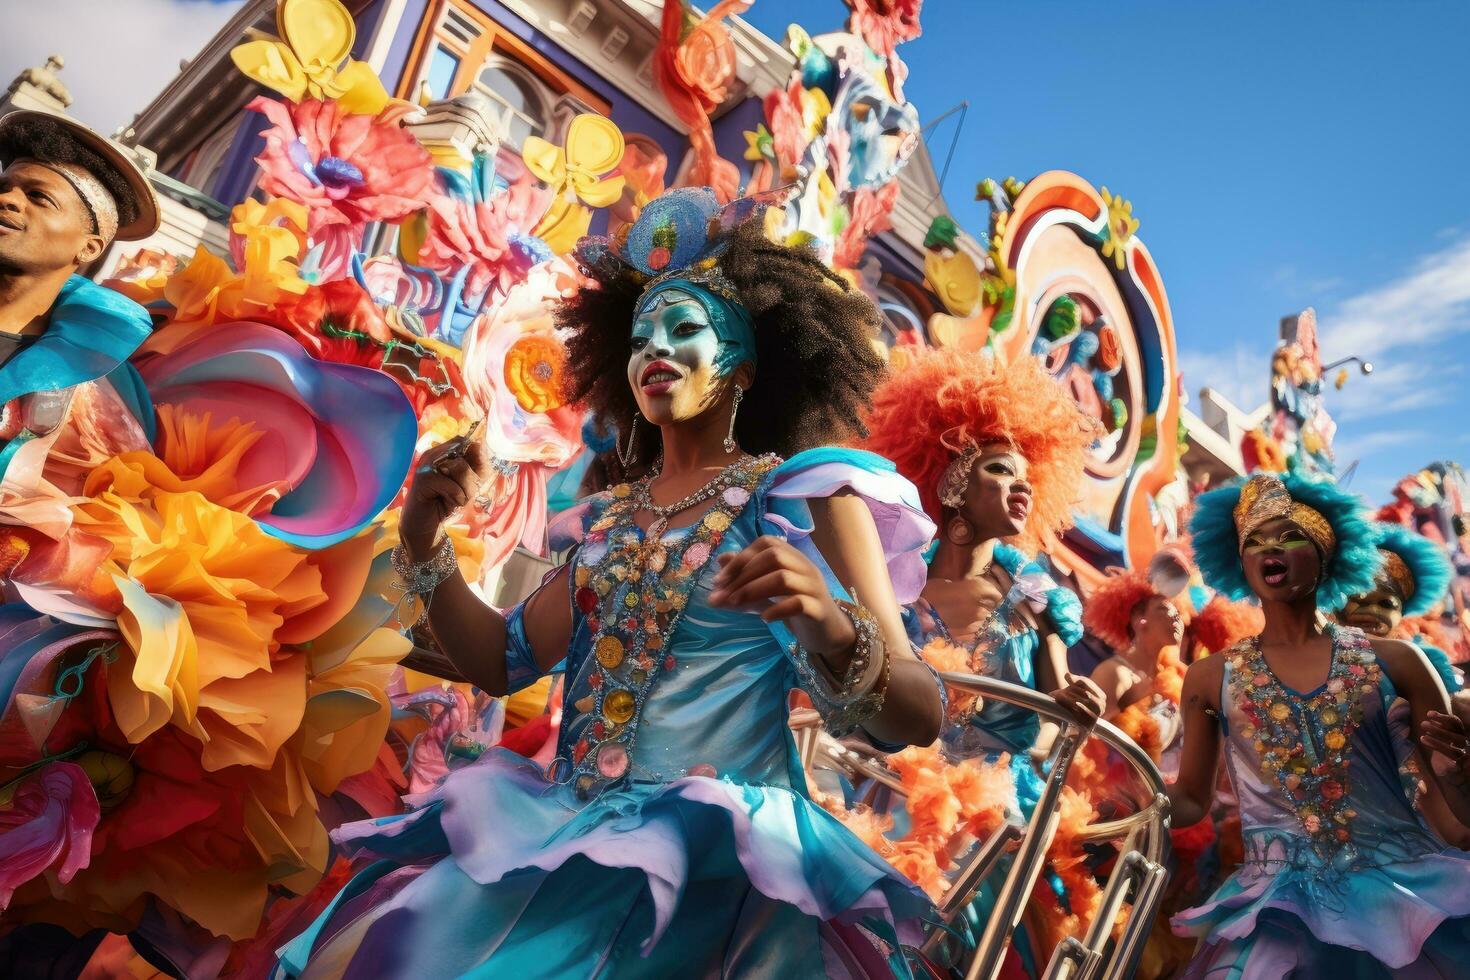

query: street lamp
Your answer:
[1323,355,1373,390]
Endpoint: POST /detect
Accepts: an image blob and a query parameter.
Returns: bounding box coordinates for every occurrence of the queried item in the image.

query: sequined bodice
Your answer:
[554,456,807,799]
[1219,626,1442,874]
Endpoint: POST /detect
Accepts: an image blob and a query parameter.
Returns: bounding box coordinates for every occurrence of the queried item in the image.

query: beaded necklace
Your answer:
[564,453,780,799]
[1228,625,1379,860]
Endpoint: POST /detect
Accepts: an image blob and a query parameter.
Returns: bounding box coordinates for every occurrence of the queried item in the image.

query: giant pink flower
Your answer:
[416,175,552,305]
[0,762,100,907]
[250,97,437,278]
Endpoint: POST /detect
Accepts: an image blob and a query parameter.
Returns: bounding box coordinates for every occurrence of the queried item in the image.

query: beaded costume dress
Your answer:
[277,448,940,979]
[904,543,1083,810]
[1173,624,1470,978]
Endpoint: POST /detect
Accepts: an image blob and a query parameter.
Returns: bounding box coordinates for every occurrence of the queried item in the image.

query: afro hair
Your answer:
[857,348,1099,554]
[1083,570,1158,651]
[1190,596,1265,654]
[1189,472,1381,612]
[558,216,886,471]
[1371,522,1454,617]
[0,115,140,230]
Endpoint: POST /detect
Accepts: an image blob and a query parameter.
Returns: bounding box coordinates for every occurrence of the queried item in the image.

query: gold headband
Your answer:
[1233,474,1336,556]
[1378,549,1415,599]
[44,161,118,242]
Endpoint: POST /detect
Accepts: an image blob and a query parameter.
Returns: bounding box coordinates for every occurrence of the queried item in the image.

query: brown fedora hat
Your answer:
[0,109,161,241]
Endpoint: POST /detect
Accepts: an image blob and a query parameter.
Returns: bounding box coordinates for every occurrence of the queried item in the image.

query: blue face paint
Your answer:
[634,278,756,376]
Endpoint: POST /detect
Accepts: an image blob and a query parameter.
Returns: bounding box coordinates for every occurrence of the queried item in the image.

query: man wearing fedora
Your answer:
[0,110,160,510]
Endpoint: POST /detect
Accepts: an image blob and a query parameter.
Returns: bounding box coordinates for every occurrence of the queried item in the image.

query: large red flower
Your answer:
[847,0,923,58]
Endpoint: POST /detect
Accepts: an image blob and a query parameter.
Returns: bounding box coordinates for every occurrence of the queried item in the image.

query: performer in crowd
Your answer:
[0,110,160,500]
[860,348,1105,788]
[1339,522,1460,692]
[276,189,946,979]
[856,348,1105,974]
[1168,472,1470,977]
[1081,554,1260,979]
[1084,554,1264,777]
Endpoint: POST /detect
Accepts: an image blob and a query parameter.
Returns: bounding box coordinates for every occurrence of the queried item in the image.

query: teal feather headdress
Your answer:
[1191,472,1381,612]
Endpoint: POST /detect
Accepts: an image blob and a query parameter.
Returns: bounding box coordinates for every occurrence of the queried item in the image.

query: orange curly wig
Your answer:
[1191,596,1265,655]
[1082,569,1158,651]
[858,349,1098,554]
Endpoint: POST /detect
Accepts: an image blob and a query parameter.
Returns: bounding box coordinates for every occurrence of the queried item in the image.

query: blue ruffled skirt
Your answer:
[277,750,930,978]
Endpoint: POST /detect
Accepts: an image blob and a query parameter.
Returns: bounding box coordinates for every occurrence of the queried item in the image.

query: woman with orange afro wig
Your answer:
[858,348,1106,972]
[860,348,1104,768]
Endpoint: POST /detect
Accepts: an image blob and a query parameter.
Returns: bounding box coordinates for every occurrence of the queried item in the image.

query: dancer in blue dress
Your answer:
[857,349,1105,974]
[1169,472,1470,978]
[276,189,946,978]
[860,348,1104,807]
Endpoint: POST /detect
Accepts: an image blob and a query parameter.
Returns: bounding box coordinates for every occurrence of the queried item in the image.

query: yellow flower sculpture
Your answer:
[231,0,394,115]
[1099,186,1139,271]
[523,114,626,255]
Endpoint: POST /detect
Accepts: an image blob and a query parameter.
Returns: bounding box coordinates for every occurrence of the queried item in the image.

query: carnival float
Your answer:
[0,0,1465,977]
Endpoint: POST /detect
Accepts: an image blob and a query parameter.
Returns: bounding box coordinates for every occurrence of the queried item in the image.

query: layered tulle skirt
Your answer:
[1172,830,1470,978]
[277,749,932,978]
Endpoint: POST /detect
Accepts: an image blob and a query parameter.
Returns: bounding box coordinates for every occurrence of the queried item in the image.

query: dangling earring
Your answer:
[618,414,640,468]
[946,515,975,545]
[723,387,744,454]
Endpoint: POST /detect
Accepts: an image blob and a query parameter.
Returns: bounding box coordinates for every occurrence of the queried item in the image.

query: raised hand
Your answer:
[708,535,856,660]
[401,428,487,558]
[1051,672,1106,727]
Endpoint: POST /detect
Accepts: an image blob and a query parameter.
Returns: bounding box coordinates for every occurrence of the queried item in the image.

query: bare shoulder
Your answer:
[1090,656,1128,690]
[1182,651,1227,710]
[1366,634,1441,693]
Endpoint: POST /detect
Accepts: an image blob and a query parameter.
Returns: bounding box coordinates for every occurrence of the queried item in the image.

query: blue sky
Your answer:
[5,0,1466,500]
[744,0,1470,498]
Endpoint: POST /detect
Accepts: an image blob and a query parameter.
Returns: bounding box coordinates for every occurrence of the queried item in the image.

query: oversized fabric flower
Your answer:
[415,163,552,317]
[523,114,626,255]
[102,249,178,306]
[654,0,750,202]
[0,762,99,907]
[458,259,585,573]
[230,0,394,115]
[1,656,326,939]
[1099,186,1139,271]
[833,180,899,269]
[135,321,416,549]
[250,97,437,281]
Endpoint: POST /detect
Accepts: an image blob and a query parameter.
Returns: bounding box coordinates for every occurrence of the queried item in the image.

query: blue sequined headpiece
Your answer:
[575,187,776,373]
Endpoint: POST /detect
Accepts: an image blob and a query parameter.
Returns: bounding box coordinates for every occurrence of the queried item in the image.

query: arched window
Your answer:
[473,58,551,147]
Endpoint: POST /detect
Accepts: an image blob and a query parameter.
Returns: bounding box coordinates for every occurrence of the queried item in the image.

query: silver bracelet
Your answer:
[789,601,888,737]
[390,536,457,627]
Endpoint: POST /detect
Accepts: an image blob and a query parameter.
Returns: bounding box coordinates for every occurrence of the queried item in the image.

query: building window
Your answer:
[407,0,610,146]
[473,59,550,146]
[425,45,460,101]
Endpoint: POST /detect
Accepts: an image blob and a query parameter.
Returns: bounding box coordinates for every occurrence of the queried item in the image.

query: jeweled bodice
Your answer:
[905,544,1082,759]
[1219,626,1443,875]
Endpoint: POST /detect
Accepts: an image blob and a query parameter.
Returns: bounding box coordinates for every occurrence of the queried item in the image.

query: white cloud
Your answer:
[1317,235,1470,361]
[1178,341,1273,415]
[0,0,245,135]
